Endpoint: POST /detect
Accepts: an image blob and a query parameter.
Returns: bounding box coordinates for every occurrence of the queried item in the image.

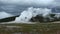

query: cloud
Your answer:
[0,0,55,6]
[1,5,16,10]
[0,12,13,19]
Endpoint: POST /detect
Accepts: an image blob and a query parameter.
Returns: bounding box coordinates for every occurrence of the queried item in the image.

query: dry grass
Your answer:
[0,22,60,34]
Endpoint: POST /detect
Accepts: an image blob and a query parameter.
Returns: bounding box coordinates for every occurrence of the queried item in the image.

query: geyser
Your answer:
[15,7,52,22]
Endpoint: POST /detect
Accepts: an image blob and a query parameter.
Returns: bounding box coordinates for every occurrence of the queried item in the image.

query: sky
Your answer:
[0,0,60,7]
[0,0,60,15]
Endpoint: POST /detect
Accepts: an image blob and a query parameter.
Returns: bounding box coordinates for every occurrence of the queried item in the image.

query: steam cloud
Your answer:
[15,7,52,22]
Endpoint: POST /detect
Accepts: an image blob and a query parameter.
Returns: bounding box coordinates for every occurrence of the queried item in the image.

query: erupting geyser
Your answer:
[15,7,52,22]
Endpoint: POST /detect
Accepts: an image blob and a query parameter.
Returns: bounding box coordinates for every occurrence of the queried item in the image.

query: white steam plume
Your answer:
[15,7,52,22]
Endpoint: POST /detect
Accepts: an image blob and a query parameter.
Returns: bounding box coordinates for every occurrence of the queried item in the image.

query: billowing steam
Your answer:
[15,7,52,22]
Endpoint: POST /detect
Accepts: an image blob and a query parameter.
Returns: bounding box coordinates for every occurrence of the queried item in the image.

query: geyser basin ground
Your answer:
[1,21,60,24]
[0,22,60,34]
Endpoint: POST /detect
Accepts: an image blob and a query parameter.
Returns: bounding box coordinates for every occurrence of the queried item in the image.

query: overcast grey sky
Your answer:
[0,0,60,7]
[0,0,60,15]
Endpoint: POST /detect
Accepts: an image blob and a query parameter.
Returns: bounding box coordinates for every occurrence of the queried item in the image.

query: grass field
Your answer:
[0,22,60,34]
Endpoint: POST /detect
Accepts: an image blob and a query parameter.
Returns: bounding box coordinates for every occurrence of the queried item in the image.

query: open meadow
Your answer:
[0,21,60,34]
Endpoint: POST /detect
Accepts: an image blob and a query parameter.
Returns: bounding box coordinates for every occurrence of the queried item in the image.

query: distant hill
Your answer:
[0,12,19,22]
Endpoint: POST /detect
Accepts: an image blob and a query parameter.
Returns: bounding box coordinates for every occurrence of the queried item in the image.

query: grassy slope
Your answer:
[0,22,60,34]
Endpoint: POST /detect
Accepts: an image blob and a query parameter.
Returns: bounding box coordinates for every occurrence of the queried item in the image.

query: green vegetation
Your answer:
[0,23,60,34]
